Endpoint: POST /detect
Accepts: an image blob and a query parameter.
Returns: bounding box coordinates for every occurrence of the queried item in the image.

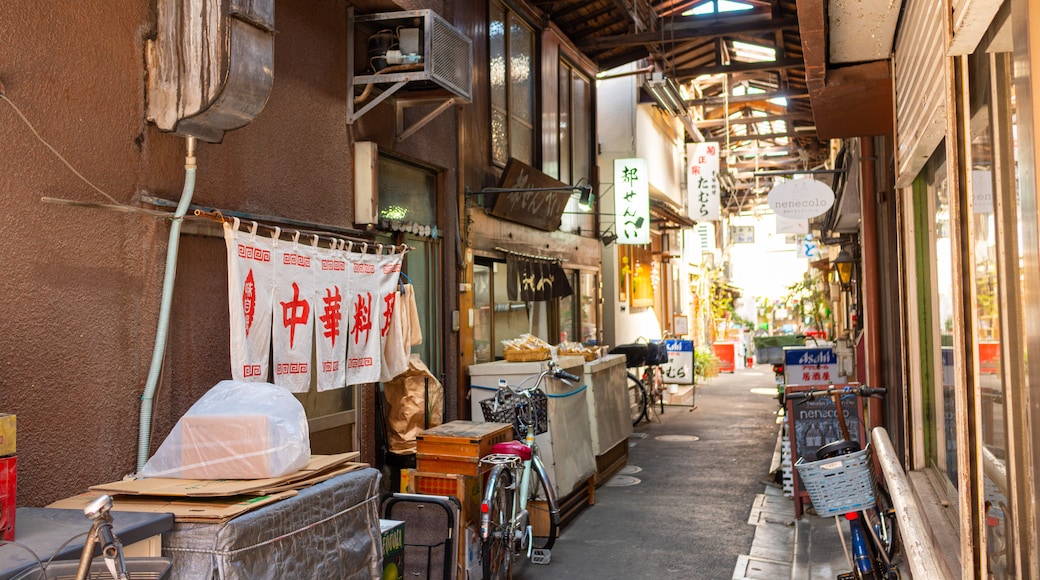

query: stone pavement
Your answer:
[513,365,853,580]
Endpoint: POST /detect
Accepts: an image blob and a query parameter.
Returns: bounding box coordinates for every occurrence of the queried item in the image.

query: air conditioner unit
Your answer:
[348,9,472,125]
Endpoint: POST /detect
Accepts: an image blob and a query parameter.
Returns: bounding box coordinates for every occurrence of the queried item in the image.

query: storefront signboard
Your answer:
[662,340,694,385]
[783,346,838,386]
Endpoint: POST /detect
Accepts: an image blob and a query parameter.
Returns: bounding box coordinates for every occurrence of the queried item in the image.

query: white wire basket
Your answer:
[795,445,877,518]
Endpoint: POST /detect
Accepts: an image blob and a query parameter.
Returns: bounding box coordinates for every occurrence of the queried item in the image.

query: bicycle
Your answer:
[3,494,171,579]
[478,361,571,579]
[787,384,899,580]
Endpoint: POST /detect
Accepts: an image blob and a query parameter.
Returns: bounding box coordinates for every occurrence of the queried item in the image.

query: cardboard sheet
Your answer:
[89,453,363,497]
[48,490,298,524]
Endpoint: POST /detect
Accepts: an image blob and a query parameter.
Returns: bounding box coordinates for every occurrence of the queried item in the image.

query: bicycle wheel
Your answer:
[645,365,665,416]
[526,454,559,551]
[482,466,514,580]
[627,371,647,425]
[863,488,900,578]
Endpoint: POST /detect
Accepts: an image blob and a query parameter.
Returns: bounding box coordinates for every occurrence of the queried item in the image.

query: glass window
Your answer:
[376,155,442,378]
[557,270,579,343]
[490,2,534,166]
[558,61,595,237]
[928,147,959,486]
[967,12,1017,575]
[474,263,493,364]
[580,272,599,344]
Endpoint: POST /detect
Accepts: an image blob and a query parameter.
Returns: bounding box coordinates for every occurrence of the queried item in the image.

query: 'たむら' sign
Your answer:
[783,347,838,386]
[662,340,694,385]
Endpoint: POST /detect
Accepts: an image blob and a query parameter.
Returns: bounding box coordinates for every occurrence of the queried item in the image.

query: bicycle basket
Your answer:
[794,446,877,518]
[609,343,648,368]
[645,341,669,366]
[479,388,548,439]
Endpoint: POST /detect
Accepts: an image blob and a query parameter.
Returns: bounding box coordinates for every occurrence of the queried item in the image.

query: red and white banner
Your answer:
[314,241,349,392]
[377,251,406,381]
[272,236,317,393]
[224,220,274,382]
[345,249,403,385]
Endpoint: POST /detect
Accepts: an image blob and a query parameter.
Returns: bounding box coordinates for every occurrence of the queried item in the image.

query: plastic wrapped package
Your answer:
[139,380,310,479]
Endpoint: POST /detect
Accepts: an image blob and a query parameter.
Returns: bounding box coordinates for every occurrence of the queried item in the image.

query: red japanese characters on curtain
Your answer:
[225,222,408,390]
[344,249,404,386]
[223,219,274,382]
[272,234,317,393]
[314,240,348,392]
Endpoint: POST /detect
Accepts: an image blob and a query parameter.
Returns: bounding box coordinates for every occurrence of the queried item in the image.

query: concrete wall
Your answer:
[0,0,460,506]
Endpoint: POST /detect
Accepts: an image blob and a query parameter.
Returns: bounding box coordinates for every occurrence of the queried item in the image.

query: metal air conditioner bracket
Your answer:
[395,95,461,142]
[348,80,407,124]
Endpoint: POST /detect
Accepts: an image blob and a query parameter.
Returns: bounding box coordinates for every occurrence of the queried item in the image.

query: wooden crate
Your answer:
[0,414,15,457]
[416,420,512,476]
[404,469,484,528]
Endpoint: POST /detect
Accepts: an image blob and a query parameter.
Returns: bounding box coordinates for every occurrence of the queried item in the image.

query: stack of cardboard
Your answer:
[48,453,365,524]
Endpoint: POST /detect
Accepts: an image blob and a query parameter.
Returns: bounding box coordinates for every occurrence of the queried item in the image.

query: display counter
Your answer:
[468,356,596,497]
[583,355,631,453]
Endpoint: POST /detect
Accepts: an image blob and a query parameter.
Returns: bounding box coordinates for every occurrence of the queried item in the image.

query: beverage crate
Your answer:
[416,421,512,477]
[1,455,16,542]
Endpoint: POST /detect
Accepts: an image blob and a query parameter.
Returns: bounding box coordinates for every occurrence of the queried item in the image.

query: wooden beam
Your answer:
[686,91,810,106]
[694,112,813,127]
[673,57,804,79]
[578,16,797,50]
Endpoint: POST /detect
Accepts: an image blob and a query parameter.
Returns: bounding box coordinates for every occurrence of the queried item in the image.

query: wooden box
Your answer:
[0,414,15,457]
[416,421,512,476]
[404,469,483,528]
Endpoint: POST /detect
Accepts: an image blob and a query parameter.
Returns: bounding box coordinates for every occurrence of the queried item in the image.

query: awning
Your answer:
[649,199,697,229]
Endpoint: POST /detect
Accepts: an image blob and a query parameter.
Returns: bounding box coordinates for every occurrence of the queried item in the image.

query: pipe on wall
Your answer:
[137,136,198,471]
[861,136,883,430]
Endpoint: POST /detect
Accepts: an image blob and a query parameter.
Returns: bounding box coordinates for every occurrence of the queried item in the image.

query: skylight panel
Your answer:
[684,0,754,16]
[731,41,775,63]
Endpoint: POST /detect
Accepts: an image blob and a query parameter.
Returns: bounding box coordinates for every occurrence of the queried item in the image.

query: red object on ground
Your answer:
[0,455,15,541]
[714,342,736,373]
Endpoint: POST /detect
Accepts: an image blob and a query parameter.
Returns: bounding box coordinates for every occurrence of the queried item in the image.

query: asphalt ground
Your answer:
[514,366,782,579]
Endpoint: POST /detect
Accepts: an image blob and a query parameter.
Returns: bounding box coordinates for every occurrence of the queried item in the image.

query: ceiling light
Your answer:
[644,74,688,117]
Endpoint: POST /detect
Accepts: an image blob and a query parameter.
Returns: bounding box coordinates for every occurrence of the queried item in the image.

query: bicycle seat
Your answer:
[490,440,532,461]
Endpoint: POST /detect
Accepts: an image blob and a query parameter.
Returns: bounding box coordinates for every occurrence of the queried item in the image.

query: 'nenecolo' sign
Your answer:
[767,178,835,219]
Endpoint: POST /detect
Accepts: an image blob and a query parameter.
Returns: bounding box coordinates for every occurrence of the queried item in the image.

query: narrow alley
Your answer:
[512,366,828,579]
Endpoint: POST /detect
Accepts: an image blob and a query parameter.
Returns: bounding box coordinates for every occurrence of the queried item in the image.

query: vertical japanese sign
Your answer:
[614,158,650,245]
[687,141,720,221]
[224,221,274,382]
[273,238,317,393]
[314,242,348,392]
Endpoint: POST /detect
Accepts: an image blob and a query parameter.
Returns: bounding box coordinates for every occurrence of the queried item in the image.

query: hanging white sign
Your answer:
[687,142,720,221]
[614,158,650,245]
[224,220,274,382]
[272,237,317,393]
[774,214,809,234]
[767,178,835,219]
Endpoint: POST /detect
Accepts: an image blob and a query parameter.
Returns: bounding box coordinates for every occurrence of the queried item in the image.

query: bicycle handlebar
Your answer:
[552,366,581,382]
[785,385,887,401]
